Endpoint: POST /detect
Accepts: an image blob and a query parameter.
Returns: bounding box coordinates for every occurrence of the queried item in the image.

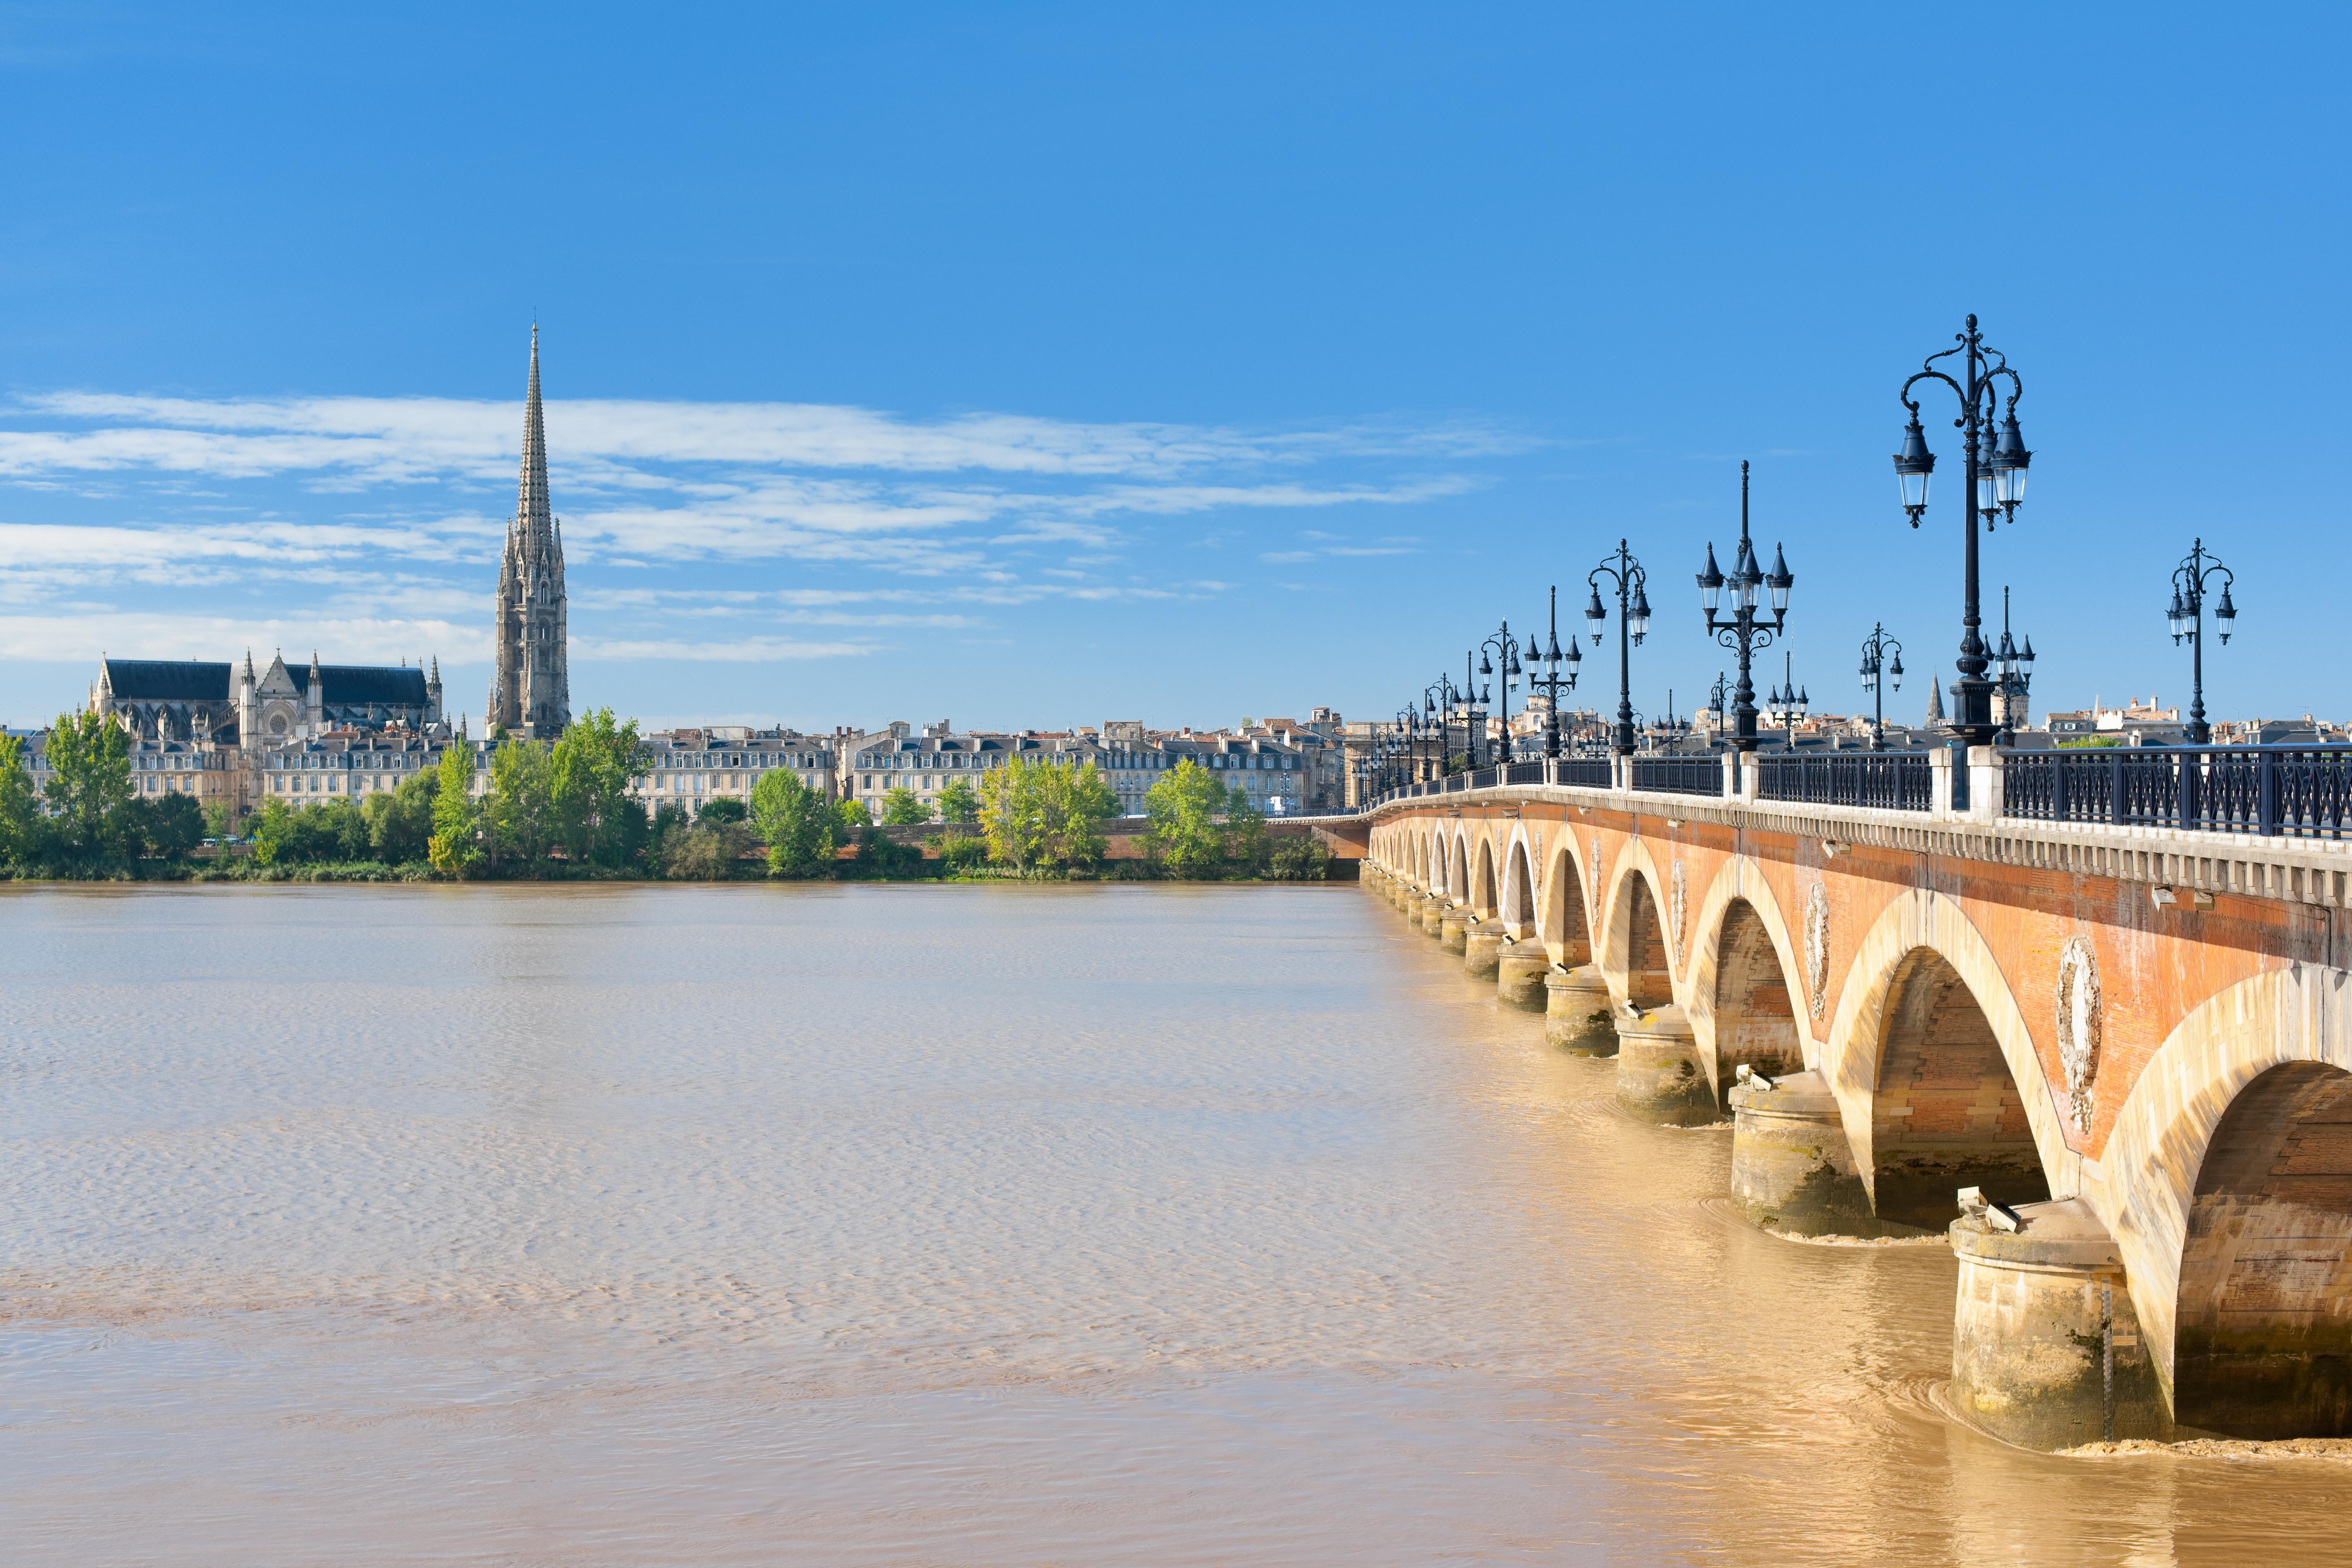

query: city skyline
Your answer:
[2,5,2345,733]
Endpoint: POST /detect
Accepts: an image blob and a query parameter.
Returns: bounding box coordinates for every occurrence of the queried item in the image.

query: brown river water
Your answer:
[3,883,2350,1565]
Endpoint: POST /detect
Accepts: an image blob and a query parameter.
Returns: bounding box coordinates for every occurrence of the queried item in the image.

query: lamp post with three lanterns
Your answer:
[1696,461,1794,756]
[1858,623,1904,750]
[1891,314,2033,746]
[1585,540,1651,757]
[2168,539,2237,746]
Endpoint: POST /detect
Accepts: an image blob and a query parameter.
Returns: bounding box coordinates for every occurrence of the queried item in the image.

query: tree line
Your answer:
[0,712,1327,882]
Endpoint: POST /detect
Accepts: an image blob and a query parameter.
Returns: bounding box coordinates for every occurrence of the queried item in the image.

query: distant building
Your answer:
[641,727,838,818]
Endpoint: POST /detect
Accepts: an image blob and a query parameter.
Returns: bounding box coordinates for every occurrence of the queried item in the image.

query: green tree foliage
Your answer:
[428,742,482,878]
[363,771,439,863]
[694,796,748,824]
[42,708,134,863]
[550,708,649,868]
[1143,759,1226,877]
[749,769,838,877]
[835,798,873,832]
[1266,834,1332,881]
[933,831,988,873]
[484,739,558,872]
[979,756,1115,872]
[935,777,980,823]
[250,797,373,867]
[880,786,932,825]
[132,793,208,860]
[0,732,40,867]
[659,813,751,878]
[1222,784,1268,873]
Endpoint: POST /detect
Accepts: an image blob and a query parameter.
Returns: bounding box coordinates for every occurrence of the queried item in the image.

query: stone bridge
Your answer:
[1351,755,2352,1450]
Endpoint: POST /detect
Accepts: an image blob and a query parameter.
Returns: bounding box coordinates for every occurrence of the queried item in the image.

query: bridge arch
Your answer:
[1684,856,1809,1101]
[1500,834,1536,931]
[1599,838,1674,1009]
[1540,833,1593,966]
[2095,966,2352,1429]
[1824,889,2071,1228]
[1447,830,1469,903]
[1472,835,1500,919]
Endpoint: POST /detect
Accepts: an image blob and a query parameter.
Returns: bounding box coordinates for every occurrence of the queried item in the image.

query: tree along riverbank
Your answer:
[0,712,1331,884]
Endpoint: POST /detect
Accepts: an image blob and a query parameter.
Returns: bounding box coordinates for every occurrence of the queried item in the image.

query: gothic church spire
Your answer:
[491,324,570,739]
[515,324,553,553]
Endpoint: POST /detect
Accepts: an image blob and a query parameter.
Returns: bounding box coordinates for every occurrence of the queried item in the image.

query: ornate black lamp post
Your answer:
[1584,539,1651,756]
[1765,652,1809,748]
[1892,314,2032,746]
[1859,623,1905,749]
[1992,587,2036,745]
[1705,671,1731,744]
[1525,585,1582,759]
[1696,461,1794,754]
[1476,622,1523,765]
[2168,539,2236,745]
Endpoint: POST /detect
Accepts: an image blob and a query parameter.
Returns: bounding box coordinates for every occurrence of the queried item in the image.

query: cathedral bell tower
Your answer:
[489,325,571,740]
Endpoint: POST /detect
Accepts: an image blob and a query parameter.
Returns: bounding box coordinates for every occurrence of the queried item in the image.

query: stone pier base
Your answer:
[1421,900,1446,937]
[1544,967,1617,1054]
[1614,1004,1714,1125]
[1462,923,1504,979]
[1495,941,1549,1011]
[1726,1070,1873,1234]
[1950,1200,2170,1450]
[1439,909,1471,954]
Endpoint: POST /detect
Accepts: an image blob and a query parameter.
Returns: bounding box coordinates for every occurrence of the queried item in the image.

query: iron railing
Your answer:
[1504,762,1546,786]
[1468,767,1497,791]
[1551,757,1614,788]
[2004,745,2352,839]
[1630,755,1724,797]
[1756,751,1933,812]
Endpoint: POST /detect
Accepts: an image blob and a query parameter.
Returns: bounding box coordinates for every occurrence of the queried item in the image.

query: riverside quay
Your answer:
[1312,742,2352,1450]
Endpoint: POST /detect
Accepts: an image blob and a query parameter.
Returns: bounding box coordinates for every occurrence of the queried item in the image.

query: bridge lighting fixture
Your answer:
[1891,314,2032,745]
[2167,538,2239,745]
[1859,622,1906,749]
[1528,587,1580,760]
[1991,587,2035,746]
[1587,540,1650,756]
[1697,462,1791,755]
[1894,415,1935,522]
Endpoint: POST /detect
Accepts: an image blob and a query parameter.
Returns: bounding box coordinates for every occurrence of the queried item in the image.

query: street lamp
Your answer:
[2168,538,2237,745]
[1585,539,1650,756]
[1706,671,1732,742]
[1765,652,1808,748]
[1858,623,1905,750]
[1992,586,2036,745]
[1476,621,1523,765]
[1697,460,1793,756]
[1892,314,2033,746]
[1524,585,1582,760]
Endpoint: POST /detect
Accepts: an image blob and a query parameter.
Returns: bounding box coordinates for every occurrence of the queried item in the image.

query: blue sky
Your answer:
[2,4,2344,734]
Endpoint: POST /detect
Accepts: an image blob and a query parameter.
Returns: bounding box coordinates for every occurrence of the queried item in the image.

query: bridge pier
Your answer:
[1950,1200,2169,1449]
[1544,967,1617,1054]
[1495,941,1550,1011]
[1462,921,1504,979]
[1439,908,1471,954]
[1726,1070,1874,1235]
[1613,1004,1713,1124]
[1421,899,1446,937]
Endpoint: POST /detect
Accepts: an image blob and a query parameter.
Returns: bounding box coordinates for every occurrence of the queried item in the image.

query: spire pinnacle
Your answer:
[515,324,552,544]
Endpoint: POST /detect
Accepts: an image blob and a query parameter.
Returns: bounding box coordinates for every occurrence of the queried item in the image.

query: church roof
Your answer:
[290,664,432,707]
[103,659,232,701]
